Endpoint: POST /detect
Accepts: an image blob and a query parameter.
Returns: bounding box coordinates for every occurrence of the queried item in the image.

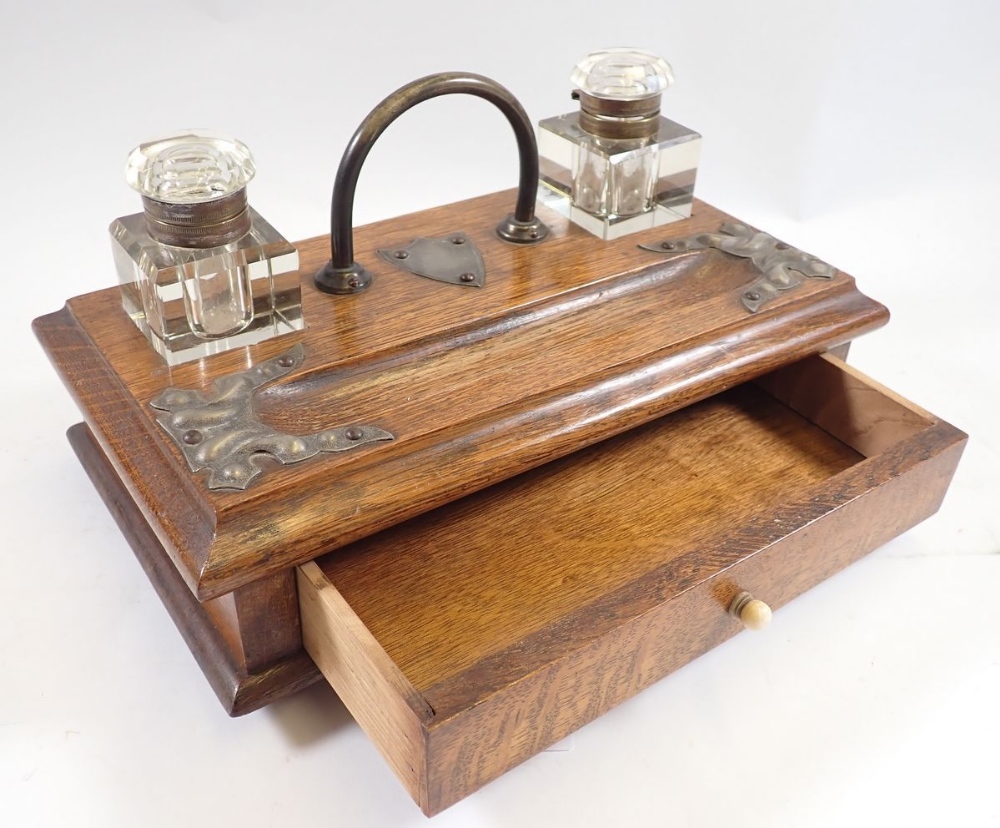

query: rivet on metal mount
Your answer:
[149,344,393,490]
[639,222,836,312]
[314,260,372,295]
[377,232,486,287]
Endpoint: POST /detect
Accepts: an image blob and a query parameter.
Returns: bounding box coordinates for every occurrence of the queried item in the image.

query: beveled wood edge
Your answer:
[199,285,889,599]
[298,562,432,806]
[418,356,967,720]
[66,423,321,716]
[33,306,214,598]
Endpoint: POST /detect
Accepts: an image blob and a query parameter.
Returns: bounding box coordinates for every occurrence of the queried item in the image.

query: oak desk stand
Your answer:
[34,192,965,815]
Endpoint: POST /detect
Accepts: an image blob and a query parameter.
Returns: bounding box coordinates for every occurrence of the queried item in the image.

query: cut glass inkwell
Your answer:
[109,132,303,365]
[538,48,702,239]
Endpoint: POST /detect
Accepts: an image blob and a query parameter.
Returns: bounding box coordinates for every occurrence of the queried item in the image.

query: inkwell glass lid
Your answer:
[125,132,256,205]
[571,48,675,101]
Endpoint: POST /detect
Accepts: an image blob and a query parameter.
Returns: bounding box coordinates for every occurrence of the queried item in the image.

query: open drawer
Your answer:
[297,353,966,816]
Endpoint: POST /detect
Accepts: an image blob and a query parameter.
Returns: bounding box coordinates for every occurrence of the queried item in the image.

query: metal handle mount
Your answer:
[314,72,550,295]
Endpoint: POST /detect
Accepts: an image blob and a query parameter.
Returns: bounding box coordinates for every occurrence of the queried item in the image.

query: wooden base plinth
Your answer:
[67,423,321,715]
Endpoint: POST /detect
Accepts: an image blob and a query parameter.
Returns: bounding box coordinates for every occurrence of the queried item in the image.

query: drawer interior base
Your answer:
[321,383,862,694]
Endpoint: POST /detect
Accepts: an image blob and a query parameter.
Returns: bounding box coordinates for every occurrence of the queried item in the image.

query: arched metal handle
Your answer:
[315,72,550,295]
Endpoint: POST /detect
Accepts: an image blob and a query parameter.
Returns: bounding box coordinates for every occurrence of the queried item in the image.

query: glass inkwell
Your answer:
[109,133,303,365]
[537,48,702,240]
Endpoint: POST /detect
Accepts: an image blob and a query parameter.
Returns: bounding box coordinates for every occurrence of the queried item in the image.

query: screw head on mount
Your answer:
[314,260,372,295]
[495,213,549,245]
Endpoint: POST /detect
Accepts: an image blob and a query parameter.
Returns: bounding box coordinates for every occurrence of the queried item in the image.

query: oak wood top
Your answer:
[34,192,888,599]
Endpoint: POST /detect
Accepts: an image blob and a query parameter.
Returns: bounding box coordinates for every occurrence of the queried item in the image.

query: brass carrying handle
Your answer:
[314,72,549,295]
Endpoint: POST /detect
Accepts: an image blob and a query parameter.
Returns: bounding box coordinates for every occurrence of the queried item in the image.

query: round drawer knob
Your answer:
[728,591,772,631]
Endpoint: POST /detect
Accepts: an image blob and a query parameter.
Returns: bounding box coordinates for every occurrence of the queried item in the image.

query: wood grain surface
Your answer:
[320,382,862,692]
[34,192,889,600]
[67,423,321,715]
[302,354,966,814]
[298,562,433,804]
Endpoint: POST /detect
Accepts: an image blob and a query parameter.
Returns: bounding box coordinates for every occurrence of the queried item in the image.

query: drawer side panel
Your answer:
[297,563,433,805]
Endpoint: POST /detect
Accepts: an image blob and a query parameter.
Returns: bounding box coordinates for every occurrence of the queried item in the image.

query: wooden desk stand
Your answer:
[33,192,965,814]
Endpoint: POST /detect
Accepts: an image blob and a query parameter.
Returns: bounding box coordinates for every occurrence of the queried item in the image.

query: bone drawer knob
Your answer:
[728,591,772,630]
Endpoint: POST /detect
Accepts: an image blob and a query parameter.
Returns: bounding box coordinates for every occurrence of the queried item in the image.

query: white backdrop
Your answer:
[2,1,998,826]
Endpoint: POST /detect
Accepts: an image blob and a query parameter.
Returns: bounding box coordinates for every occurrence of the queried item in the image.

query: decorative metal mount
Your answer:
[150,344,393,490]
[378,232,485,287]
[639,222,836,312]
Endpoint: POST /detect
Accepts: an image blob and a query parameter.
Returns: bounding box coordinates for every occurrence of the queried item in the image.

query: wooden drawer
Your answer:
[297,353,965,816]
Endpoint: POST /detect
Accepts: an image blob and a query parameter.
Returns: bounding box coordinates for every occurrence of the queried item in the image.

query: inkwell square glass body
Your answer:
[109,133,303,365]
[538,112,701,240]
[538,48,701,240]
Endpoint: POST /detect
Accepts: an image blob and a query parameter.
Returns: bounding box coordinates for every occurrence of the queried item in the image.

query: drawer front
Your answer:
[298,354,965,815]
